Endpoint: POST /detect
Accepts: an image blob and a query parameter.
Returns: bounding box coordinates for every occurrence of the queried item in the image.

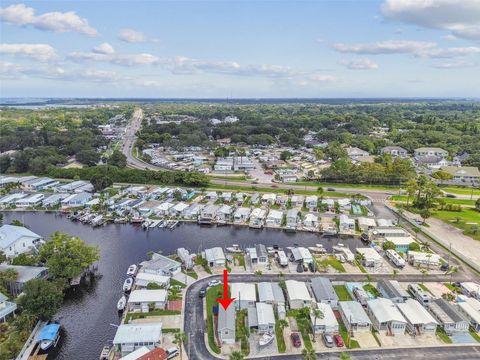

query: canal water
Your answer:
[2,212,361,360]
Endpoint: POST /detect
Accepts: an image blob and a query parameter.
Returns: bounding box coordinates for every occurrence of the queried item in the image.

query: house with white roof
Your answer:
[169,202,189,217]
[139,253,182,276]
[0,292,17,322]
[285,280,312,309]
[262,193,276,205]
[290,247,313,265]
[356,248,383,268]
[113,323,163,357]
[291,195,304,207]
[199,204,218,224]
[183,203,203,220]
[249,208,267,228]
[366,298,407,335]
[310,302,338,334]
[61,192,92,207]
[156,201,174,216]
[460,282,480,300]
[216,204,234,223]
[407,251,441,268]
[204,247,226,268]
[339,215,355,235]
[358,217,377,232]
[127,289,168,312]
[303,213,318,230]
[0,225,43,257]
[286,209,299,229]
[231,283,257,309]
[177,248,195,270]
[305,195,318,209]
[233,207,251,224]
[339,301,372,334]
[457,295,480,332]
[0,193,27,207]
[397,299,438,335]
[249,302,276,334]
[266,209,283,227]
[15,193,45,207]
[134,273,170,289]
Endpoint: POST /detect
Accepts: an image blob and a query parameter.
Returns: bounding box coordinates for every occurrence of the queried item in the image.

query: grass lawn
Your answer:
[236,309,250,355]
[206,183,349,198]
[436,328,452,344]
[287,310,313,351]
[182,269,198,280]
[233,255,246,269]
[441,187,480,196]
[443,283,462,293]
[363,283,380,297]
[294,181,401,191]
[371,330,382,347]
[334,285,353,301]
[317,256,346,273]
[338,319,360,349]
[206,285,223,354]
[432,209,480,241]
[195,255,212,274]
[170,278,187,288]
[275,322,287,353]
[391,195,476,207]
[209,174,248,181]
[469,329,480,343]
[124,309,180,322]
[355,260,367,273]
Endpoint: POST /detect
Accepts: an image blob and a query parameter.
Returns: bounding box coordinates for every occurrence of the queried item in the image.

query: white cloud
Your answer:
[381,0,480,40]
[309,74,337,83]
[418,46,480,58]
[431,60,478,68]
[339,58,379,70]
[333,40,436,54]
[0,60,65,80]
[81,68,126,82]
[92,43,115,55]
[0,43,58,61]
[118,28,151,43]
[0,3,98,36]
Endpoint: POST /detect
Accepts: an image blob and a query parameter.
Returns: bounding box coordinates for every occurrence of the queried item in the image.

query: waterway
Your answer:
[2,212,362,360]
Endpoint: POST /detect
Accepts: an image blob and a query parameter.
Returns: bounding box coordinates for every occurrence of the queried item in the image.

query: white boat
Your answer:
[150,219,161,228]
[169,221,179,229]
[308,246,326,254]
[338,243,345,247]
[91,215,104,227]
[226,244,242,253]
[123,277,133,292]
[259,332,275,346]
[99,345,111,360]
[126,264,137,276]
[117,295,126,312]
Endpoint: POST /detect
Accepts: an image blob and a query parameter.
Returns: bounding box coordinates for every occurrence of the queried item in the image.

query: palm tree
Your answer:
[311,307,324,342]
[302,348,317,360]
[278,319,289,331]
[392,269,398,280]
[229,351,245,360]
[420,269,428,284]
[173,332,187,359]
[446,266,458,284]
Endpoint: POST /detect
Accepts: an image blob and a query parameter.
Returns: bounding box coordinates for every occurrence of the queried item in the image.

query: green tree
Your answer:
[173,332,187,360]
[38,232,100,280]
[382,240,396,251]
[229,351,245,360]
[107,149,127,168]
[90,173,114,191]
[432,170,453,185]
[280,150,292,161]
[311,306,324,341]
[419,208,431,224]
[0,155,11,173]
[11,253,37,266]
[18,279,63,321]
[409,242,421,251]
[475,198,480,211]
[76,149,100,166]
[302,348,317,360]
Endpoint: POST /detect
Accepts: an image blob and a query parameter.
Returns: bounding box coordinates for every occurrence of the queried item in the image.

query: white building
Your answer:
[217,304,235,344]
[407,251,441,268]
[396,299,438,335]
[204,247,226,267]
[134,273,170,289]
[0,225,43,257]
[291,247,313,264]
[339,215,355,234]
[286,209,299,229]
[303,213,318,230]
[366,298,407,335]
[217,204,234,223]
[231,283,257,309]
[266,209,283,227]
[356,248,383,268]
[339,301,372,334]
[358,217,377,232]
[249,208,267,228]
[285,280,312,309]
[156,201,174,216]
[169,202,189,217]
[428,298,469,335]
[261,193,276,205]
[460,282,480,299]
[113,323,163,357]
[305,195,318,209]
[310,302,338,335]
[233,207,251,224]
[254,302,276,334]
[127,290,168,312]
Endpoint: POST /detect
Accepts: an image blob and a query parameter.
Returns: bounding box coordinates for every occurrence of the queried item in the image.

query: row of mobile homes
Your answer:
[257,282,286,307]
[248,302,276,334]
[457,295,480,332]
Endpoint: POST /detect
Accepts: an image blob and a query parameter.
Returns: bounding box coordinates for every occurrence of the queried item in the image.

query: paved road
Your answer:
[183,273,474,360]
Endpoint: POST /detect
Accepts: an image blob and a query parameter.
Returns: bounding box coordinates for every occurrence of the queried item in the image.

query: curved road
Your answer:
[183,273,480,360]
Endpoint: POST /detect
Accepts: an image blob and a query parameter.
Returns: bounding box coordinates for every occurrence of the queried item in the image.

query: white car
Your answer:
[208,280,222,287]
[166,346,179,359]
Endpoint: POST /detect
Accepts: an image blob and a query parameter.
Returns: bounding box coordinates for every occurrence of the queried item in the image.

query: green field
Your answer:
[333,285,353,301]
[441,187,480,196]
[391,195,477,207]
[294,181,401,191]
[206,285,223,354]
[432,209,480,240]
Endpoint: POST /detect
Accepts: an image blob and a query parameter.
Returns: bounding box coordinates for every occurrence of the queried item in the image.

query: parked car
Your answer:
[296,263,304,273]
[333,334,344,347]
[445,194,457,198]
[308,262,316,273]
[323,334,334,348]
[271,184,279,188]
[327,188,336,192]
[199,289,206,298]
[166,347,179,359]
[290,333,301,347]
[440,263,449,271]
[208,280,221,287]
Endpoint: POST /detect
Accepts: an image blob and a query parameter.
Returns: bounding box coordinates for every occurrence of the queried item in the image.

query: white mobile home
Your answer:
[231,283,257,309]
[396,299,438,335]
[127,289,168,313]
[285,280,312,309]
[310,303,338,334]
[265,209,283,227]
[366,298,407,335]
[339,301,372,334]
[113,323,162,357]
[233,207,251,224]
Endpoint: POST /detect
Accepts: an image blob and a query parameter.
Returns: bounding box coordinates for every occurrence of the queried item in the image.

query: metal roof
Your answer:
[367,298,406,324]
[397,299,438,325]
[310,277,339,303]
[218,304,235,330]
[339,301,371,325]
[113,323,163,344]
[0,225,42,249]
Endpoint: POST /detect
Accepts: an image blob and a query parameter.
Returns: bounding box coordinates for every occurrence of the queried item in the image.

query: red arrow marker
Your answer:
[216,269,235,310]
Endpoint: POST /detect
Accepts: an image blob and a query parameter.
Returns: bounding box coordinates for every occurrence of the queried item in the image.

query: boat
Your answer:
[149,219,161,228]
[226,244,242,253]
[99,344,111,360]
[126,264,138,276]
[142,220,152,229]
[117,295,127,312]
[123,277,133,292]
[259,332,275,346]
[130,216,145,224]
[114,217,128,224]
[37,323,61,351]
[169,221,179,229]
[91,215,104,227]
[308,246,326,254]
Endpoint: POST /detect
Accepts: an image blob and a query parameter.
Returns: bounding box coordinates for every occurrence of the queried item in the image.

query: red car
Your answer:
[290,333,301,348]
[333,334,344,347]
[271,184,279,188]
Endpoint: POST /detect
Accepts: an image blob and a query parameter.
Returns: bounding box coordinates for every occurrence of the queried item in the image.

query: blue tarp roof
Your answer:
[37,324,60,341]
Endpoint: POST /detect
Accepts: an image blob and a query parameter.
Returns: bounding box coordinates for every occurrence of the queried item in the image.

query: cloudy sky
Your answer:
[1,0,479,98]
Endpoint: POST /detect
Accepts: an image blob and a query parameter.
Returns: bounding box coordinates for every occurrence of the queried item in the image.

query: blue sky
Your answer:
[1,0,479,98]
